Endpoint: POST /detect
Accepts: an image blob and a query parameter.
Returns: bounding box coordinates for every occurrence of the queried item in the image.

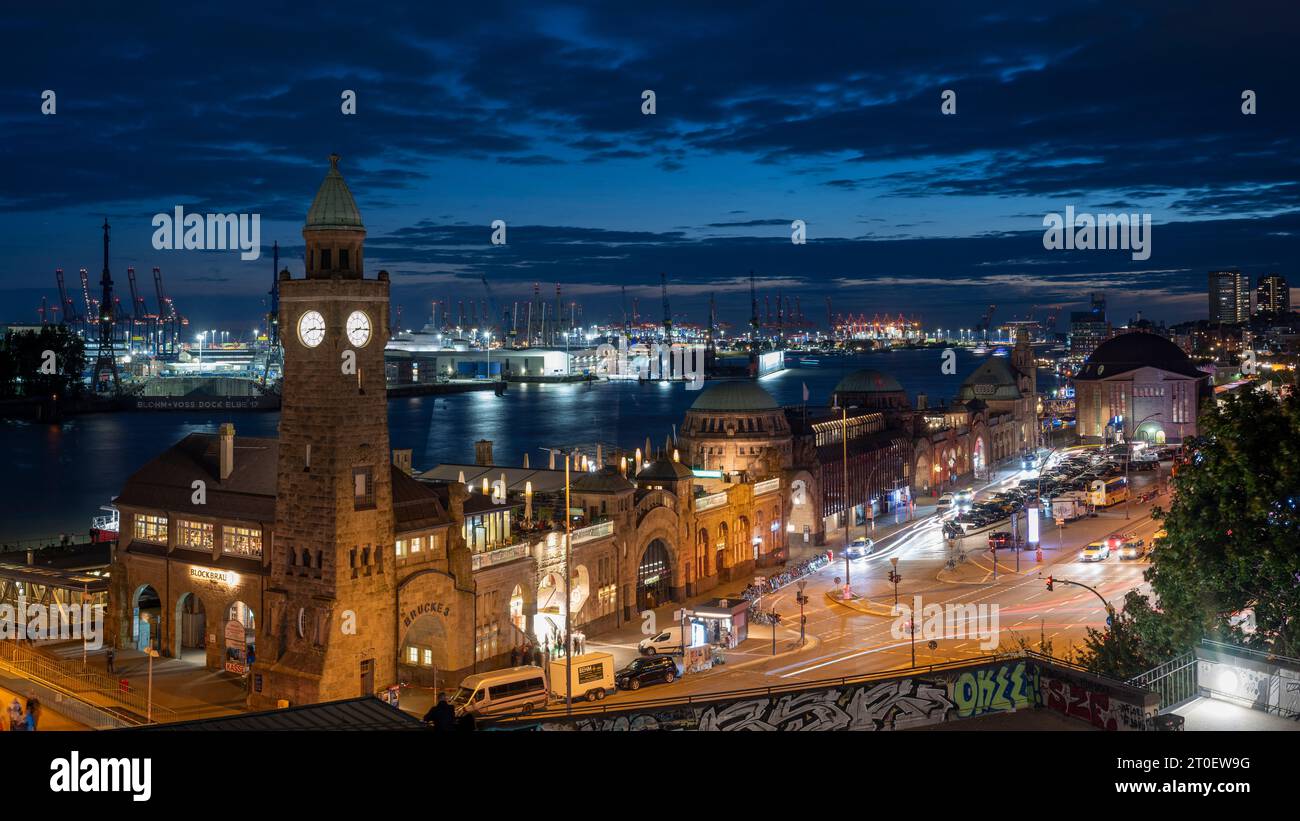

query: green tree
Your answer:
[0,326,87,399]
[1079,390,1300,678]
[1149,390,1299,654]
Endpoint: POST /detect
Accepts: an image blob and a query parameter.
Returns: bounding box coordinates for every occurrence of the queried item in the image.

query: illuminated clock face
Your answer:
[297,310,325,348]
[346,310,372,347]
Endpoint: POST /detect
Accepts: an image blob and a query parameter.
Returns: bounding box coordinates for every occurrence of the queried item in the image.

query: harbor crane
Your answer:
[977,304,997,340]
[660,272,672,343]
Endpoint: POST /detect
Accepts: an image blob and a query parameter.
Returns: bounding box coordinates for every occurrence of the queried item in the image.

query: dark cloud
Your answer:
[1,0,1297,330]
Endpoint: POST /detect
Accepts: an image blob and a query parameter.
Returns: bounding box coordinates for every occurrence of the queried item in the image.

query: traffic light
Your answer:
[1046,575,1054,591]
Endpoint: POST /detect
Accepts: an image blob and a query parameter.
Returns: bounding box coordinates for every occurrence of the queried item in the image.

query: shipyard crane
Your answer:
[977,304,997,340]
[660,272,672,343]
[79,268,94,324]
[93,219,120,393]
[153,266,177,355]
[480,275,506,340]
[621,284,630,340]
[268,241,281,346]
[55,268,77,325]
[749,271,759,342]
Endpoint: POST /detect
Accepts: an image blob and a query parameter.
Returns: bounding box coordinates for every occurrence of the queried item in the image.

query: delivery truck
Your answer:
[1049,491,1089,522]
[548,651,616,703]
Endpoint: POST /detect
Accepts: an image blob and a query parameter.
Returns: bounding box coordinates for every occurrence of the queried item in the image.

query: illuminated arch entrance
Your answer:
[637,539,672,610]
[131,584,161,653]
[173,593,207,666]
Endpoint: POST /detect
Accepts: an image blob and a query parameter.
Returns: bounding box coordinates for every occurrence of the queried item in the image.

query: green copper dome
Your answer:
[305,154,364,230]
[688,381,779,412]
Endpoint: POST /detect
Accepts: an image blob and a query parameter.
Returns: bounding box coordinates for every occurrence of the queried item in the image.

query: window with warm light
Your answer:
[176,519,214,551]
[222,525,262,558]
[133,514,167,544]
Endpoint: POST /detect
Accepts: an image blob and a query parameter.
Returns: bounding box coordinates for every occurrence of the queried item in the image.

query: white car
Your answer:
[1080,541,1110,562]
[638,626,683,655]
[845,537,874,559]
[936,494,955,511]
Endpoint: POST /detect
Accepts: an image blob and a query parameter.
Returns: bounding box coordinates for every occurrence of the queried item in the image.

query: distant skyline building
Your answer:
[1208,269,1249,324]
[1255,273,1290,316]
[1067,292,1110,363]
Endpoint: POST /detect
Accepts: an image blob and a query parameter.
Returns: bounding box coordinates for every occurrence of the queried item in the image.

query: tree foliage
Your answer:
[0,326,87,399]
[1079,390,1300,679]
[1146,389,1300,656]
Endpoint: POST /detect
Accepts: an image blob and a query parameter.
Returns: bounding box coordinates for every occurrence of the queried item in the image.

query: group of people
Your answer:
[4,697,39,731]
[510,629,586,668]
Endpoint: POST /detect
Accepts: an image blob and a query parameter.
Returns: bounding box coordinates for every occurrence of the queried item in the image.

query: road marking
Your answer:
[777,640,915,678]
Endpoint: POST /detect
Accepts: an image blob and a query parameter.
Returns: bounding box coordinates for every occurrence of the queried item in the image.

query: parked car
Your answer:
[615,655,680,691]
[638,625,683,655]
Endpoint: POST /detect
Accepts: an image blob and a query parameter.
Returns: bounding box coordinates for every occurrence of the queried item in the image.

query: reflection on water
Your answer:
[1,349,1062,542]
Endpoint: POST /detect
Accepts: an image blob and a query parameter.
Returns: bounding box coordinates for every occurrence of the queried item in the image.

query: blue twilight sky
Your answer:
[1,0,1298,334]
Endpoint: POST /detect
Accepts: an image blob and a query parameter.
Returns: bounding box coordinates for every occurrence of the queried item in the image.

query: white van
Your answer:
[451,666,548,717]
[638,625,683,655]
[548,652,616,702]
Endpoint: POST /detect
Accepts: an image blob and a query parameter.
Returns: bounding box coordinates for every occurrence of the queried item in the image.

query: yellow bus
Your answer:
[1090,476,1129,507]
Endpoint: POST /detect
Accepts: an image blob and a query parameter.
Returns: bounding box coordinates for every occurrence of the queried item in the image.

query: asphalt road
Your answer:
[573,456,1166,712]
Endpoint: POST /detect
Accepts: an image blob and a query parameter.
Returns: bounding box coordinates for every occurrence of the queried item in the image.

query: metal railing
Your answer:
[0,640,174,720]
[1201,638,1300,667]
[1127,652,1197,712]
[0,655,139,729]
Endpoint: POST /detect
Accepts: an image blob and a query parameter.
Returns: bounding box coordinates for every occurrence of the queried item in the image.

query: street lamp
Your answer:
[564,452,571,714]
[145,646,160,722]
[841,406,851,597]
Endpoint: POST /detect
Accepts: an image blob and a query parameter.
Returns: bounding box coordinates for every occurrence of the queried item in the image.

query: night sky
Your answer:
[3,1,1298,333]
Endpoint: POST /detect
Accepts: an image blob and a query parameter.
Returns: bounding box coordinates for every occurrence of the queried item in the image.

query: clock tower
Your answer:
[252,154,397,708]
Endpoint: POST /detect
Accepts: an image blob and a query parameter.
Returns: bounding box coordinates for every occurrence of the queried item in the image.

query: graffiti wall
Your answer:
[949,660,1038,718]
[1038,669,1159,731]
[520,657,1158,732]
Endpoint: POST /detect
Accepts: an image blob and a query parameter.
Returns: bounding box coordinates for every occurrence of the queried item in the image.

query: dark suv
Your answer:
[615,655,680,691]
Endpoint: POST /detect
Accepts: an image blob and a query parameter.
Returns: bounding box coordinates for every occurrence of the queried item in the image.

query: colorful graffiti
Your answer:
[520,658,1160,732]
[949,660,1038,718]
[1041,674,1157,730]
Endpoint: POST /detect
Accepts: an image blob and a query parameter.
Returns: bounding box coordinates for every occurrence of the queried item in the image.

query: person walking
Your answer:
[7,698,21,732]
[24,698,38,732]
[106,647,115,673]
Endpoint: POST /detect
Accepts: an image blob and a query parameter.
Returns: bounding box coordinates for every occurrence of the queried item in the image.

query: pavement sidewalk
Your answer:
[38,642,248,722]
